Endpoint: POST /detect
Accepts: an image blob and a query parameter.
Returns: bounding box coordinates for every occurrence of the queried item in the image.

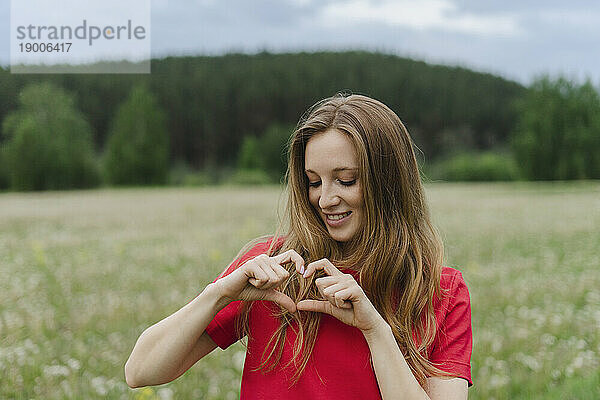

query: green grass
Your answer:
[1,183,598,399]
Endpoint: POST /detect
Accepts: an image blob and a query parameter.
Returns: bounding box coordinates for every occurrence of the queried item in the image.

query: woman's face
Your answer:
[305,129,365,243]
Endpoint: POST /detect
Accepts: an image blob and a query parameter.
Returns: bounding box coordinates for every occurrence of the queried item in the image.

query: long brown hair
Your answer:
[235,93,451,387]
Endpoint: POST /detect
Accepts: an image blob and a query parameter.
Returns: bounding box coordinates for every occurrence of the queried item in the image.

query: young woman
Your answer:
[125,94,473,399]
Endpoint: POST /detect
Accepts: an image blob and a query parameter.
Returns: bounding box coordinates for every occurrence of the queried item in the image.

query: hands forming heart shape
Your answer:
[215,249,387,334]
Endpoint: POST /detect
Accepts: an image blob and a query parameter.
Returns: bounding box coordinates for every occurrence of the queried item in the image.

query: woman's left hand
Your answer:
[295,258,388,335]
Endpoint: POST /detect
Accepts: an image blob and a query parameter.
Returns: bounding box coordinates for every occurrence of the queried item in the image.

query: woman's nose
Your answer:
[318,182,341,209]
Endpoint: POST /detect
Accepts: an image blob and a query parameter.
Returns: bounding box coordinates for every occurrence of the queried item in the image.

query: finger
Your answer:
[333,287,354,309]
[315,276,345,301]
[257,260,281,290]
[296,299,334,315]
[315,276,342,290]
[303,258,343,278]
[246,262,269,288]
[322,282,351,308]
[273,249,305,274]
[263,289,297,313]
[268,260,291,283]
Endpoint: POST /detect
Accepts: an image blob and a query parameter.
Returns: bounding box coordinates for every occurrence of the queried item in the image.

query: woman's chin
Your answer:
[328,230,353,243]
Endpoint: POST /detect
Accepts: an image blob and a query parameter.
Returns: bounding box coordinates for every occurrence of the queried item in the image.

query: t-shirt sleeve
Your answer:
[204,239,275,350]
[429,269,473,387]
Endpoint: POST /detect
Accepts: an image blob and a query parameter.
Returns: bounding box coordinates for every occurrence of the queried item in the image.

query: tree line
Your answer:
[0,51,599,190]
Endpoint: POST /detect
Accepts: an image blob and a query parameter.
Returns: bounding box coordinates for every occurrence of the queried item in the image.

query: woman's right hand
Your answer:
[213,250,304,313]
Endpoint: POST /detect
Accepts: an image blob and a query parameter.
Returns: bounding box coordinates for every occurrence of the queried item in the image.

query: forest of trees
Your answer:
[0,51,598,190]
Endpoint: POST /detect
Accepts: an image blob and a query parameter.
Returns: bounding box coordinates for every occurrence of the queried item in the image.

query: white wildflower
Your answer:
[43,364,70,377]
[565,366,574,377]
[158,387,174,400]
[489,374,509,388]
[66,358,81,370]
[91,376,108,396]
[515,352,541,371]
[540,334,556,346]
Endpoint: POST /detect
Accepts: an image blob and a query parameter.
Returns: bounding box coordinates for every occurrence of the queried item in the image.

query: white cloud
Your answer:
[316,0,523,37]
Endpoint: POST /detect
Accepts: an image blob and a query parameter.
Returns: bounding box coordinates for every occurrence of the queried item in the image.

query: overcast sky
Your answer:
[1,0,598,84]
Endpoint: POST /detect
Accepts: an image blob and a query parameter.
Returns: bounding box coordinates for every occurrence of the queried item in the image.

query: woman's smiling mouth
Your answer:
[325,211,352,226]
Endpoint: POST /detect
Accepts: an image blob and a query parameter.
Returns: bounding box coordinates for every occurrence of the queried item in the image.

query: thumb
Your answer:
[296,300,334,315]
[262,289,297,313]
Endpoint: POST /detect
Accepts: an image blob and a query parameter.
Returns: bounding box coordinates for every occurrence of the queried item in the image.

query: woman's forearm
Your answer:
[125,282,229,387]
[363,323,431,400]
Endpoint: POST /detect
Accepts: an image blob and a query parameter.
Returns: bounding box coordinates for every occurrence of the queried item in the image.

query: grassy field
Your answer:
[0,183,598,399]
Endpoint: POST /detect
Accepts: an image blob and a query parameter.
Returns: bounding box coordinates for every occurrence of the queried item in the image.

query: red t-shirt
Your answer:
[205,238,473,399]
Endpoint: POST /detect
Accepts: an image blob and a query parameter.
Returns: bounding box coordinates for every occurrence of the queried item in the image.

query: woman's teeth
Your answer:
[327,211,351,220]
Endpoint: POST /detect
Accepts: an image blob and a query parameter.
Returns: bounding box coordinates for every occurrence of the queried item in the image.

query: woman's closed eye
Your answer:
[339,179,357,186]
[308,179,357,188]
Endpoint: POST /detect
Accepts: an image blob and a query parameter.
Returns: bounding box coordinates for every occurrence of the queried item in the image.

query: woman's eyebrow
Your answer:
[305,167,358,173]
